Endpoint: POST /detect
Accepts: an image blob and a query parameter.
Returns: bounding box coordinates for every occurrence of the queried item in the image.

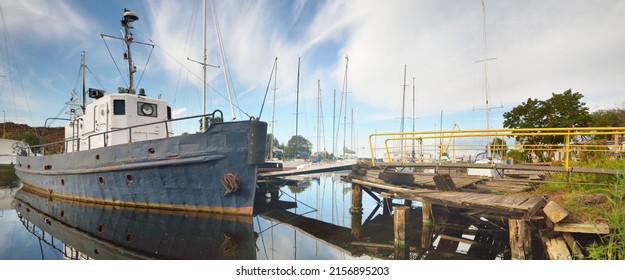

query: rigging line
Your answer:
[1,9,35,131]
[141,36,252,118]
[85,66,108,92]
[210,0,237,120]
[135,45,155,90]
[101,36,128,88]
[258,57,277,119]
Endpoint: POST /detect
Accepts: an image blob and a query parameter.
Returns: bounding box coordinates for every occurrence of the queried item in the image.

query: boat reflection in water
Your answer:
[11,174,514,260]
[13,189,256,260]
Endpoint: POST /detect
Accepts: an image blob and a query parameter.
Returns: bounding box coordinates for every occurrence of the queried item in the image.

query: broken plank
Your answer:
[543,201,568,224]
[541,234,572,260]
[554,222,610,234]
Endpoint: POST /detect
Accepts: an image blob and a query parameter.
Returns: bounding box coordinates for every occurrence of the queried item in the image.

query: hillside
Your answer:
[1,122,64,148]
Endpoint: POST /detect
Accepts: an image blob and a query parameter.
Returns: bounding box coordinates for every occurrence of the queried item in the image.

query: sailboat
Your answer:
[467,0,505,177]
[13,9,267,215]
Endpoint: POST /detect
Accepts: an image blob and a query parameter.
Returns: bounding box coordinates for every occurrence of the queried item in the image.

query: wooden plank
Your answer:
[562,233,585,259]
[554,222,610,234]
[539,232,572,260]
[543,201,568,223]
[378,171,415,185]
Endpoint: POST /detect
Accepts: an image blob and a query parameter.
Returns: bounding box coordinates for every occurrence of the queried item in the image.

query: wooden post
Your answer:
[350,184,363,238]
[350,184,363,215]
[422,202,433,226]
[421,224,434,249]
[394,206,410,259]
[509,218,532,260]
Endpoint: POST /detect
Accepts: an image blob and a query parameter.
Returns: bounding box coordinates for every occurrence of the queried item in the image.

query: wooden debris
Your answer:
[378,171,414,185]
[541,234,572,260]
[543,201,568,223]
[509,219,532,260]
[554,222,610,234]
[562,233,585,259]
[433,173,457,190]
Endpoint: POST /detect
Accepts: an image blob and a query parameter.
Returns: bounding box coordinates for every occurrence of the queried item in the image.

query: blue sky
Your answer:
[1,0,624,157]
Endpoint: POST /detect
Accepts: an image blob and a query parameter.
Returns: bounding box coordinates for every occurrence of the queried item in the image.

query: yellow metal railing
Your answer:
[367,127,625,169]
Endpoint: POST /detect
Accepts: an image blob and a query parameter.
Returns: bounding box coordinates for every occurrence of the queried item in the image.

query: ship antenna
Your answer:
[121,9,139,95]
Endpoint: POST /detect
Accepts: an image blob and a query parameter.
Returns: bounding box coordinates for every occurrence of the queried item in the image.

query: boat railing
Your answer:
[20,110,223,156]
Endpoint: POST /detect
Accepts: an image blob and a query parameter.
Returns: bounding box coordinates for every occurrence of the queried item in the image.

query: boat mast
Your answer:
[81,51,86,113]
[202,0,207,131]
[295,57,300,141]
[342,56,349,159]
[474,0,499,159]
[270,57,278,160]
[121,9,139,95]
[412,76,415,162]
[400,64,407,163]
[210,0,236,120]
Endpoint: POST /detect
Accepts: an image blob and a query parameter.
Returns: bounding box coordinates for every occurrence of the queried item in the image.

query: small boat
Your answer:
[13,9,267,215]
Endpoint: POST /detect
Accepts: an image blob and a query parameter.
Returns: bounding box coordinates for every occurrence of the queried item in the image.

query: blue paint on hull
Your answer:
[14,120,267,215]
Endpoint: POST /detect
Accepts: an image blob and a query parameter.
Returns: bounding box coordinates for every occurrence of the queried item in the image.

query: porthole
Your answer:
[61,210,65,217]
[126,233,133,242]
[126,174,134,184]
[61,179,65,186]
[96,154,100,160]
[98,224,104,232]
[98,176,105,185]
[148,147,155,154]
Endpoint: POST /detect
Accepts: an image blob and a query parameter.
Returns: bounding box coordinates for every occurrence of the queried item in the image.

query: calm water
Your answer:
[0,173,512,260]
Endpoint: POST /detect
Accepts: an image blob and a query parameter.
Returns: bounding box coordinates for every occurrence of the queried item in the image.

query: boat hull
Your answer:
[14,120,267,215]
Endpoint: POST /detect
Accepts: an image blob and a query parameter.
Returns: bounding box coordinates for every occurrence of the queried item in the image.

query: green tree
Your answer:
[503,89,590,161]
[503,89,590,130]
[285,135,312,159]
[591,106,625,127]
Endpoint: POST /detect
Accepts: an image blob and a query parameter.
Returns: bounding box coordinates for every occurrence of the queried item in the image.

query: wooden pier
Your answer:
[344,161,610,259]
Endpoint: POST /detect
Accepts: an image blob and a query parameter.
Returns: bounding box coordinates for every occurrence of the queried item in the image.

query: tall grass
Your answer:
[586,177,625,260]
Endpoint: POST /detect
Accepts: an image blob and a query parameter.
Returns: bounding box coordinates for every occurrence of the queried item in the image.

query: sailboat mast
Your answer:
[202,0,207,131]
[270,57,277,159]
[317,80,321,154]
[412,76,415,161]
[81,51,86,113]
[400,64,407,162]
[295,57,300,139]
[332,89,336,158]
[342,56,349,159]
[210,0,236,120]
[481,0,490,133]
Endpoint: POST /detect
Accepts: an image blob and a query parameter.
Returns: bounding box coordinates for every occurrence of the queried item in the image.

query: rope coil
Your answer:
[222,172,240,196]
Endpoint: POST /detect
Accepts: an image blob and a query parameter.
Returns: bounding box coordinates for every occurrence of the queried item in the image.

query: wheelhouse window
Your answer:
[113,100,126,115]
[137,102,157,117]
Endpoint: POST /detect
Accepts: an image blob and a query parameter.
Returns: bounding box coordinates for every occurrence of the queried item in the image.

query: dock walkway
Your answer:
[347,166,546,219]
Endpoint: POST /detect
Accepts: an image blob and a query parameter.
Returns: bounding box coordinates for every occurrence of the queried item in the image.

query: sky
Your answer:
[1,0,624,157]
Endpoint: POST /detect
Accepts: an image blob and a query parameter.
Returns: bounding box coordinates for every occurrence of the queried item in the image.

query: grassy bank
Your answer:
[540,157,625,259]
